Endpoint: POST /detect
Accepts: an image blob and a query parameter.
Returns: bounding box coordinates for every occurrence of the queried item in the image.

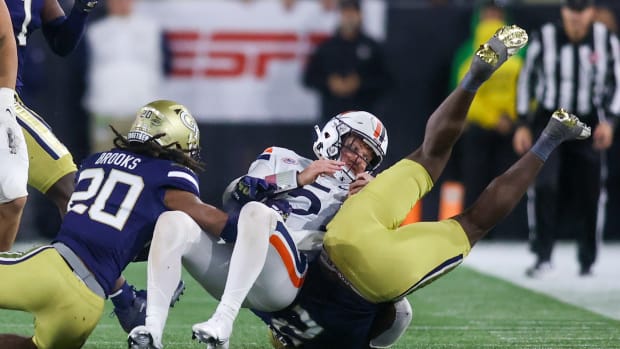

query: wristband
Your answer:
[220,212,240,243]
[265,170,298,193]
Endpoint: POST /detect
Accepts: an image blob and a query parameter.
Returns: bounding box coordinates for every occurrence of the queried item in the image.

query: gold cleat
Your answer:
[551,108,591,140]
[476,43,499,65]
[552,108,576,126]
[475,25,529,65]
[494,24,529,57]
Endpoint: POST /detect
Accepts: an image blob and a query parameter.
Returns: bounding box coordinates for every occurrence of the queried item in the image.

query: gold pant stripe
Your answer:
[14,95,77,193]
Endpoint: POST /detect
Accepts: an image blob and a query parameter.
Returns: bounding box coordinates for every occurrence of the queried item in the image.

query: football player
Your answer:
[127,111,411,349]
[0,0,29,257]
[5,0,178,331]
[255,26,590,348]
[2,0,98,251]
[0,100,242,349]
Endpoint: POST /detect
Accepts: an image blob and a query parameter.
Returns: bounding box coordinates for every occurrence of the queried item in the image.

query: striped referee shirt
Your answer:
[517,21,620,124]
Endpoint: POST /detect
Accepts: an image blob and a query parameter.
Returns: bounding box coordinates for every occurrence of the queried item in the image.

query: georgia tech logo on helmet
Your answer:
[178,108,200,150]
[179,110,196,132]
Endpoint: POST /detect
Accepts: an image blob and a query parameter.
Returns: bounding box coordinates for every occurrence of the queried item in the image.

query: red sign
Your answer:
[167,30,329,79]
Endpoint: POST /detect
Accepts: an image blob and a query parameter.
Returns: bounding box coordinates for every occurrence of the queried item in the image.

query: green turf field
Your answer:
[1,264,619,349]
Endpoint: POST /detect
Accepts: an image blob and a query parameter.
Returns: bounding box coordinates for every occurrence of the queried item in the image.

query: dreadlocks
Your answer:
[110,126,205,173]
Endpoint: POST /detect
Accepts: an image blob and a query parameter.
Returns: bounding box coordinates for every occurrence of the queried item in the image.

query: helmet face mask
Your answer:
[127,100,201,160]
[313,111,388,184]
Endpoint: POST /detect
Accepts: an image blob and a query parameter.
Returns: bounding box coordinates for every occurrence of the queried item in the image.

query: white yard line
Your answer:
[464,241,620,320]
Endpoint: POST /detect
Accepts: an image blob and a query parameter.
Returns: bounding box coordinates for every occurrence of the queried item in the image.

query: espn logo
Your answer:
[166,30,329,79]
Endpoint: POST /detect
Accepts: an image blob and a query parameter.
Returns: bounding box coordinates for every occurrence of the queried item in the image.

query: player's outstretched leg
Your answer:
[455,109,591,245]
[192,202,279,349]
[407,25,528,182]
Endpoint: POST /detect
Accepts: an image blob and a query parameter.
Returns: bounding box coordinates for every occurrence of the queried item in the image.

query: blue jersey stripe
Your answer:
[275,221,307,275]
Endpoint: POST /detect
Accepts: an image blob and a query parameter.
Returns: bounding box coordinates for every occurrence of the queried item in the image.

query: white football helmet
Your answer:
[313,111,388,183]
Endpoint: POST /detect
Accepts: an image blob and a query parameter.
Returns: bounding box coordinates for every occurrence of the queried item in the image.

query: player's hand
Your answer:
[592,121,613,150]
[512,126,532,155]
[74,0,98,13]
[264,198,293,221]
[297,159,344,186]
[0,88,20,154]
[348,172,374,196]
[232,176,277,204]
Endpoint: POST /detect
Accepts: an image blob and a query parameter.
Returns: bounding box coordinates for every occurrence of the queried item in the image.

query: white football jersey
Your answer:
[225,146,349,251]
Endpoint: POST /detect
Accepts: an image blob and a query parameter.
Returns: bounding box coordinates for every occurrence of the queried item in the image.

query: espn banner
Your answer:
[137,0,386,123]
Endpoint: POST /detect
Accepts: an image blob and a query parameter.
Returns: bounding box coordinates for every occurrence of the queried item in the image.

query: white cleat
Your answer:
[192,313,232,349]
[127,325,162,349]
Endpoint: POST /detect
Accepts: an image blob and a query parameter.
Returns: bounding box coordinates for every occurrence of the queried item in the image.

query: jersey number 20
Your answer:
[68,168,145,230]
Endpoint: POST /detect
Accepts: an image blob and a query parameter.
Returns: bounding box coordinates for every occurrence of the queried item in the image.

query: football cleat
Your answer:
[127,326,162,349]
[475,25,528,66]
[114,280,186,333]
[170,279,186,307]
[191,313,233,349]
[114,288,147,334]
[549,108,591,140]
[494,25,529,57]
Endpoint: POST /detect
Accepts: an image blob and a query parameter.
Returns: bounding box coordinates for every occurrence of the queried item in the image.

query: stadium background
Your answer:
[15,0,620,243]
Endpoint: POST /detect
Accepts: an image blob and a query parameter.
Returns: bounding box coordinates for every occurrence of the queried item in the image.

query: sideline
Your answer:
[464,241,620,320]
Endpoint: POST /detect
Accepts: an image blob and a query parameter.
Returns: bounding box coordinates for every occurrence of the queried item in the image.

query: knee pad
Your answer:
[154,211,202,251]
[238,202,280,239]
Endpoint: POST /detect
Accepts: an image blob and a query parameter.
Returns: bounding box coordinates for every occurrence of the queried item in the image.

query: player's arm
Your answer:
[163,189,243,242]
[235,148,343,203]
[0,1,17,90]
[40,0,98,56]
[231,148,298,204]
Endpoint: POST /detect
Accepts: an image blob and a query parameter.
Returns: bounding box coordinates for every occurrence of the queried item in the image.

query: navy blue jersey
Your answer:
[253,261,381,349]
[6,0,45,90]
[55,149,200,296]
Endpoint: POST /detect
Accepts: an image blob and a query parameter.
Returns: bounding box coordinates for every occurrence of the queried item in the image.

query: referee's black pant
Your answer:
[530,109,601,270]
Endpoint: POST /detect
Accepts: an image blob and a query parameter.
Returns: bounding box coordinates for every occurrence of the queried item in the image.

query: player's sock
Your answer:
[110,280,135,309]
[461,25,527,92]
[531,109,591,161]
[145,211,200,340]
[217,202,278,321]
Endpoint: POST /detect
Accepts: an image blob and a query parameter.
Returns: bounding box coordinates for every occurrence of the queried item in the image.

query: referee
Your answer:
[513,0,620,277]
